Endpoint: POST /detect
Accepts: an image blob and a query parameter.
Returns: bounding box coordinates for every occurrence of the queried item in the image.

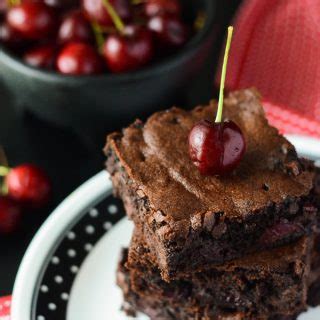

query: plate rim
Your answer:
[11,171,112,320]
[11,135,320,320]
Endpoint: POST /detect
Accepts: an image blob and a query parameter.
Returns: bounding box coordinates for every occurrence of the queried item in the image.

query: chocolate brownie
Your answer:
[105,88,318,280]
[117,242,313,320]
[123,229,312,319]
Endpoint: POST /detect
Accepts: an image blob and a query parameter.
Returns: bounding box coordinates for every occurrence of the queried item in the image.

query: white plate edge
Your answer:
[11,171,111,320]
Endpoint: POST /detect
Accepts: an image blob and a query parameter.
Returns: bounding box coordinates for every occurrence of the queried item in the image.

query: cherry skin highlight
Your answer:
[103,25,153,73]
[6,2,56,40]
[188,119,246,175]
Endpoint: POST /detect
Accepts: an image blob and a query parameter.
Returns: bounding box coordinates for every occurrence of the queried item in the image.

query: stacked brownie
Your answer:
[105,89,320,319]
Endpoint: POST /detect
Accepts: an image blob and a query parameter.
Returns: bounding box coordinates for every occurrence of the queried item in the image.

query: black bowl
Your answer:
[0,0,216,146]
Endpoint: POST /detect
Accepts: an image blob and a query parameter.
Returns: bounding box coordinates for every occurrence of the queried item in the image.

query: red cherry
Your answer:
[144,0,181,17]
[188,119,246,175]
[0,22,26,49]
[23,43,57,69]
[103,25,153,73]
[56,42,104,75]
[0,0,8,15]
[0,196,22,234]
[58,10,94,44]
[43,0,80,9]
[6,2,56,40]
[148,14,189,49]
[82,0,132,27]
[6,164,51,208]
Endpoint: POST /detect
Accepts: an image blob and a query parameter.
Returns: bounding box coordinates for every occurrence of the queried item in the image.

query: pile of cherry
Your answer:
[0,163,51,235]
[0,0,193,75]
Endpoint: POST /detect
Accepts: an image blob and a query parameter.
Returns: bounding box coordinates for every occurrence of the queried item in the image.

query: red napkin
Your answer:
[0,296,11,320]
[218,0,320,138]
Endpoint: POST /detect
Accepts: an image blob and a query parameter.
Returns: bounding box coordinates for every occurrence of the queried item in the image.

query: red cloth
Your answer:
[0,296,11,320]
[218,0,320,138]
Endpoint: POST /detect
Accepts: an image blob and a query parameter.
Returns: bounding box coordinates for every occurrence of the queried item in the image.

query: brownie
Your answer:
[117,240,314,320]
[105,88,318,280]
[122,229,312,319]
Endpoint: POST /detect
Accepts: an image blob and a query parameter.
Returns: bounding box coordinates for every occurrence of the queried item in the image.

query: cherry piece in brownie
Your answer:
[105,89,318,280]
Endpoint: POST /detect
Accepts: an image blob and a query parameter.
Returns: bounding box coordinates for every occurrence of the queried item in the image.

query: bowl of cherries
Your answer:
[0,0,216,144]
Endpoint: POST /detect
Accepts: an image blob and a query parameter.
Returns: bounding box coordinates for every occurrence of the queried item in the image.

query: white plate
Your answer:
[11,135,320,320]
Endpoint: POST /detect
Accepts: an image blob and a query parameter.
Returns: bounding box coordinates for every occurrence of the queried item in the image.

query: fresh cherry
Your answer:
[82,0,132,27]
[56,41,104,75]
[103,25,153,73]
[58,9,93,44]
[0,0,7,15]
[43,0,80,9]
[0,196,22,234]
[6,164,51,208]
[188,27,245,176]
[0,22,25,49]
[144,0,181,17]
[148,14,189,49]
[6,2,56,40]
[23,43,57,69]
[189,120,246,175]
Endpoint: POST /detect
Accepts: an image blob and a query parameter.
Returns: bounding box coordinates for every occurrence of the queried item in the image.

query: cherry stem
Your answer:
[131,0,144,4]
[215,26,233,123]
[8,0,20,6]
[91,22,105,53]
[0,166,10,177]
[101,0,125,33]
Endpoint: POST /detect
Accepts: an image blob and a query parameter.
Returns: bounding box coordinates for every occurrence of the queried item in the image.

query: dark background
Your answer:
[0,1,240,296]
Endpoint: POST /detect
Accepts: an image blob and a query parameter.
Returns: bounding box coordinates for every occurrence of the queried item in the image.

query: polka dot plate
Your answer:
[10,135,320,320]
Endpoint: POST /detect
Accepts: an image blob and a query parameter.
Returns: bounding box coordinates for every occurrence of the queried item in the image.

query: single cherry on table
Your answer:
[188,27,246,176]
[5,164,52,209]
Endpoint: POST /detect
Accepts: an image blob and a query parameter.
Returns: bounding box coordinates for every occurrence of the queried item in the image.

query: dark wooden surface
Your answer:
[0,1,240,296]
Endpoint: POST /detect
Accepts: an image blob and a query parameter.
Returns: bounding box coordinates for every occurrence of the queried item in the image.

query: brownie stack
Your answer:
[105,89,320,319]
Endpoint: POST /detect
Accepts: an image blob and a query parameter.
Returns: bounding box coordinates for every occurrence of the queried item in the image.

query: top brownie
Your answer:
[105,89,318,280]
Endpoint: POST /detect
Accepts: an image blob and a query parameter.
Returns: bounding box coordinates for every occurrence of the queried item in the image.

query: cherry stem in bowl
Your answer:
[0,166,10,177]
[215,26,233,123]
[8,0,21,6]
[102,0,125,33]
[91,21,105,52]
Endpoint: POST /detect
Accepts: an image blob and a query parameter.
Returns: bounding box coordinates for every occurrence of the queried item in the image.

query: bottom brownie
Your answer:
[117,248,306,320]
[123,228,314,319]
